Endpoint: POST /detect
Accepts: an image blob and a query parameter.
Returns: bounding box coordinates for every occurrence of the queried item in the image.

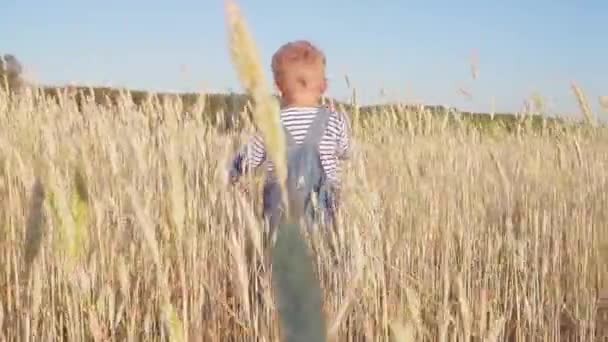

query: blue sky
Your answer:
[1,0,606,117]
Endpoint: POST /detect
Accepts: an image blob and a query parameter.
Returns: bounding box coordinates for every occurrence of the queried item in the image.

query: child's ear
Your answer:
[320,77,328,94]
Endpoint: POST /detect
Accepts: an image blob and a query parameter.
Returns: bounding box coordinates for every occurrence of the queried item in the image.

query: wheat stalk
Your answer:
[224,0,288,210]
[223,3,327,342]
[23,178,45,277]
[271,223,327,342]
[571,82,596,126]
[600,96,608,112]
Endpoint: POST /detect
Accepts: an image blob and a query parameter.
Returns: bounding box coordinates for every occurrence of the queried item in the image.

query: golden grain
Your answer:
[0,58,607,342]
[571,82,596,126]
[600,95,608,112]
[224,0,287,208]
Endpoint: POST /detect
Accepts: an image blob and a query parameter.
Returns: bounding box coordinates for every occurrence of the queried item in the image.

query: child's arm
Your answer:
[335,112,351,160]
[229,134,267,183]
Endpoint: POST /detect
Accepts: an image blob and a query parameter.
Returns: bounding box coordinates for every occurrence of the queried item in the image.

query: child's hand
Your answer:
[227,168,240,186]
[236,182,250,196]
[226,171,250,196]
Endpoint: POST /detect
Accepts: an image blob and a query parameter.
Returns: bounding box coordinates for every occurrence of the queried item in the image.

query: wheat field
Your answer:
[0,85,607,341]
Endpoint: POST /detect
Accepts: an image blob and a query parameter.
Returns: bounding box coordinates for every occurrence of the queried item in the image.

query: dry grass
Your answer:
[0,85,607,341]
[1,5,607,339]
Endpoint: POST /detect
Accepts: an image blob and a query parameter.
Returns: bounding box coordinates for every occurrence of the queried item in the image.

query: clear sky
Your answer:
[1,0,606,118]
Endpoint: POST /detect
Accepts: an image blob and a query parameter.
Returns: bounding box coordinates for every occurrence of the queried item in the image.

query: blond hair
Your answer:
[271,40,326,96]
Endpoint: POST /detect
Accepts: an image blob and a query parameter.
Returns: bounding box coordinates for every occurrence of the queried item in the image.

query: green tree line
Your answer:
[2,52,564,133]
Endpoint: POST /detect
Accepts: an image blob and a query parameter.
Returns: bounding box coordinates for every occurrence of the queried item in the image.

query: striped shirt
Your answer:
[233,106,351,188]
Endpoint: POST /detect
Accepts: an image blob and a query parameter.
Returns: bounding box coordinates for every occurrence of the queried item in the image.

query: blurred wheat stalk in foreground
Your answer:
[224,1,327,341]
[224,0,287,198]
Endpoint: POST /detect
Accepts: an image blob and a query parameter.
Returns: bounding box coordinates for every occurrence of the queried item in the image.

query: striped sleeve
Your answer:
[232,133,266,176]
[335,111,351,159]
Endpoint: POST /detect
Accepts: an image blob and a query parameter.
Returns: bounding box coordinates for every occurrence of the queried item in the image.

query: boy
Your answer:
[229,40,351,229]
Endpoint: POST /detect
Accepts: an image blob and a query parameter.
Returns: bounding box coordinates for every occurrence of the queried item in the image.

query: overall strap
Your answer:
[302,106,331,147]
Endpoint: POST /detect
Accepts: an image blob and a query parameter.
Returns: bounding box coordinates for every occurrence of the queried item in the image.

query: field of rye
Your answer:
[2,3,608,341]
[1,83,608,341]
